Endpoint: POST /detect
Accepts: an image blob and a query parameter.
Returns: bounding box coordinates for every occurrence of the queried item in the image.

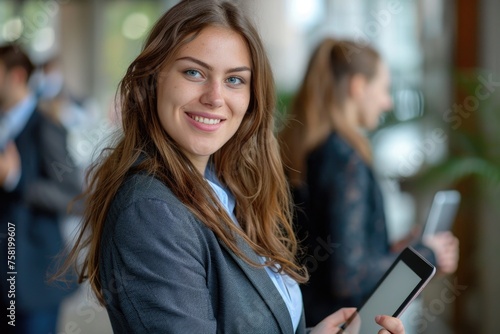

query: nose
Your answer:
[200,81,224,109]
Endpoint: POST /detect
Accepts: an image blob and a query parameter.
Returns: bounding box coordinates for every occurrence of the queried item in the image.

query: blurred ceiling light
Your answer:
[287,0,324,29]
[122,13,150,40]
[33,27,55,52]
[2,17,24,42]
[373,124,424,178]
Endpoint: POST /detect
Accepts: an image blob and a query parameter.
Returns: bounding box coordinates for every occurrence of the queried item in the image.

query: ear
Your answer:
[349,74,367,100]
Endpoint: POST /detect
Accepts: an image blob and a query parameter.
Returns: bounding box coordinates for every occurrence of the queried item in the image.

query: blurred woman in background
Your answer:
[279,38,459,326]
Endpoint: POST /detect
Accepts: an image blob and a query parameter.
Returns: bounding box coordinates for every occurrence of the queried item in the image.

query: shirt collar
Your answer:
[204,165,236,216]
[0,94,37,145]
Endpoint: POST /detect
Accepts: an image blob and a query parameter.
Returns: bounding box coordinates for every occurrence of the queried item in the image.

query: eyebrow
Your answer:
[176,56,251,73]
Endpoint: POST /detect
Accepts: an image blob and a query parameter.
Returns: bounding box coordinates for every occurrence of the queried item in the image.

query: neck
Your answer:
[340,99,361,130]
[189,155,209,176]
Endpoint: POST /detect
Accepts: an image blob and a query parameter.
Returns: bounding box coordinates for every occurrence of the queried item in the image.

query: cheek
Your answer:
[156,93,177,132]
[238,101,250,118]
[367,90,384,114]
[231,94,251,117]
[157,83,186,118]
[361,93,376,116]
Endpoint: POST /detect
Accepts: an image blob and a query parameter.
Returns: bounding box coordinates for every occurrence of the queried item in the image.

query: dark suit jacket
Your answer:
[101,173,309,333]
[0,109,80,312]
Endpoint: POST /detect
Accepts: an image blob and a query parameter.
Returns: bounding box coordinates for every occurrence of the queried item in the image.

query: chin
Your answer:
[362,123,377,132]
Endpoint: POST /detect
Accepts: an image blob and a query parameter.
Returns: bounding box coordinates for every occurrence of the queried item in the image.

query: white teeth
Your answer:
[193,116,221,125]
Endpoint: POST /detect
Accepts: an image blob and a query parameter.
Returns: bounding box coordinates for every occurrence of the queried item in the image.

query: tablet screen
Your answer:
[341,247,435,334]
[353,262,422,333]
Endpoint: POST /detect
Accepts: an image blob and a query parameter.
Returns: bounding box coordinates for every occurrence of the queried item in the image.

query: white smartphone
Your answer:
[340,247,436,334]
[422,190,461,238]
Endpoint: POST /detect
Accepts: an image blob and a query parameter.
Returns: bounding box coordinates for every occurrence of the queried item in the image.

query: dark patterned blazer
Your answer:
[292,132,436,327]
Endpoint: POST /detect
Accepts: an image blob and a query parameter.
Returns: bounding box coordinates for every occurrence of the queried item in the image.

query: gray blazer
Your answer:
[100,173,309,333]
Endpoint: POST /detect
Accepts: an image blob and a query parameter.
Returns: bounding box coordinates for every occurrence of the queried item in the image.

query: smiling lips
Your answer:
[193,115,221,125]
[187,113,224,125]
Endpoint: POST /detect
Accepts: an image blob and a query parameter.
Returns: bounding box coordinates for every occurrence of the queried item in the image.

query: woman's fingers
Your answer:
[310,308,358,334]
[375,315,405,334]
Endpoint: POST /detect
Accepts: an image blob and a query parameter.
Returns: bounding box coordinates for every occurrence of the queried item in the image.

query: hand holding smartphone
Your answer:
[422,190,460,238]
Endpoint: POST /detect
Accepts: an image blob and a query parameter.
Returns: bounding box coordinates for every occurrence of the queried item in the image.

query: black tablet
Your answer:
[341,247,436,334]
[422,190,461,238]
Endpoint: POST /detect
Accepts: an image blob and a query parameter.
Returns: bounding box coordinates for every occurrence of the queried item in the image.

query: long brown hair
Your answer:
[279,39,381,186]
[59,0,308,304]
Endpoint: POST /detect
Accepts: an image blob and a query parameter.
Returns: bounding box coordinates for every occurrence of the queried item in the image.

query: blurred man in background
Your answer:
[0,43,82,334]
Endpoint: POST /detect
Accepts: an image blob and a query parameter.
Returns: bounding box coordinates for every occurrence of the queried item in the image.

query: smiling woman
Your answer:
[156,26,252,173]
[55,1,407,333]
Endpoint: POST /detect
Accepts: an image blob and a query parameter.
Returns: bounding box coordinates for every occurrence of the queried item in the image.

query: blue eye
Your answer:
[185,69,202,78]
[227,76,244,85]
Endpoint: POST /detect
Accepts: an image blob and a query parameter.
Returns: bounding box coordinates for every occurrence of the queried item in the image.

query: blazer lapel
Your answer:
[219,234,294,334]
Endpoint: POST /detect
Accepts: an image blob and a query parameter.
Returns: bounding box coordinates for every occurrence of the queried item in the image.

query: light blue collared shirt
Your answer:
[0,94,37,148]
[205,167,303,332]
[0,94,37,191]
